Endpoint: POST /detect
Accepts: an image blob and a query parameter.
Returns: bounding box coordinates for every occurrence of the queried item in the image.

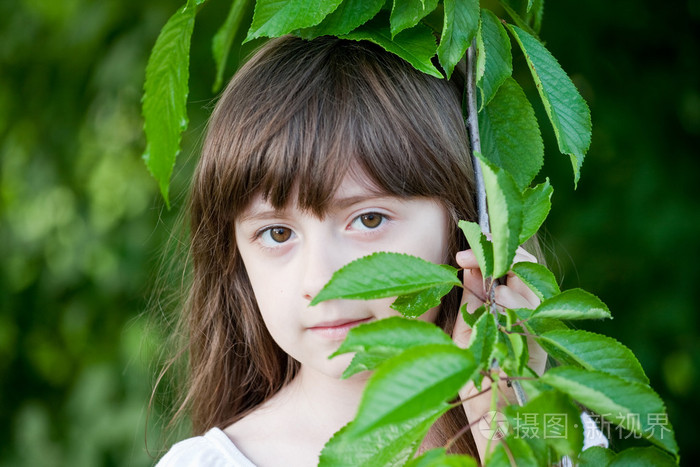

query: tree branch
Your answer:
[465,37,528,408]
[465,38,489,234]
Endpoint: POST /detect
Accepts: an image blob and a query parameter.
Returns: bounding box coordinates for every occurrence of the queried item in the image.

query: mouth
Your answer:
[308,317,373,340]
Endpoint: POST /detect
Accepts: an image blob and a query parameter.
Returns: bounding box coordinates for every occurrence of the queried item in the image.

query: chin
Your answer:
[324,352,355,378]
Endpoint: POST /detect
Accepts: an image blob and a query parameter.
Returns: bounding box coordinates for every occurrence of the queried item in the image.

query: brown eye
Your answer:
[359,213,383,229]
[268,227,292,243]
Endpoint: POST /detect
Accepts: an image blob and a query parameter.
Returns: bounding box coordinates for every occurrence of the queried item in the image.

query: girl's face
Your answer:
[234,172,451,379]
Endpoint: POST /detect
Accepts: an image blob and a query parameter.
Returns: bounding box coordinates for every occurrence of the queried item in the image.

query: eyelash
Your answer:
[254,226,295,248]
[349,212,389,231]
[253,211,391,248]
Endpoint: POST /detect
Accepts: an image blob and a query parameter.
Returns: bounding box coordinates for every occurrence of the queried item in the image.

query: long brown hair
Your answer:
[165,35,479,456]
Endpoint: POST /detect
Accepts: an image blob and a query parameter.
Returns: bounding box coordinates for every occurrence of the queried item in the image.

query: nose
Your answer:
[300,236,344,303]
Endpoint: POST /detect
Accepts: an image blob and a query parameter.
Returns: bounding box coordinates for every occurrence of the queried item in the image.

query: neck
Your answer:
[286,365,368,432]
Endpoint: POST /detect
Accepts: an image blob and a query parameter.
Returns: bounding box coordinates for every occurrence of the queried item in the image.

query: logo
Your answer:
[477,411,509,440]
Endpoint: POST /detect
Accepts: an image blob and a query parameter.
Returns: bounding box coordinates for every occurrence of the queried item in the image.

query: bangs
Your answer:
[198,35,473,220]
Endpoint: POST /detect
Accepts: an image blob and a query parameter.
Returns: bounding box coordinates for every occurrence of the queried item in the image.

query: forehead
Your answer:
[238,168,390,220]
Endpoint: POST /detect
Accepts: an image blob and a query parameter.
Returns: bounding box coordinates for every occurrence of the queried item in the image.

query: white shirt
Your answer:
[157,413,608,466]
[156,428,256,467]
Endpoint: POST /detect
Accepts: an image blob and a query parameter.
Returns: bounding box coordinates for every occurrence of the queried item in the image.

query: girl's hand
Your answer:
[452,246,547,376]
[452,246,548,461]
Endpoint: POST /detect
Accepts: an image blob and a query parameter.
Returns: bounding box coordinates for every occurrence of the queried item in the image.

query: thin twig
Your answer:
[444,414,485,450]
[465,38,488,233]
[465,37,528,408]
[449,385,493,408]
[500,376,537,383]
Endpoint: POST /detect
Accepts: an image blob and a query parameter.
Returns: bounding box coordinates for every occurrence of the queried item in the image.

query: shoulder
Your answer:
[156,428,257,467]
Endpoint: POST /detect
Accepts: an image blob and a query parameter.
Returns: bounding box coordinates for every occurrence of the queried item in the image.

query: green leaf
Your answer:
[540,366,679,457]
[505,390,584,457]
[498,1,538,38]
[505,330,526,374]
[487,434,539,467]
[298,0,385,38]
[142,0,198,207]
[504,309,528,374]
[333,318,453,357]
[419,5,445,35]
[537,329,649,385]
[349,344,475,435]
[478,77,544,191]
[517,309,568,337]
[390,0,438,37]
[508,25,591,186]
[578,446,678,467]
[577,446,615,467]
[530,0,544,33]
[311,252,460,305]
[608,447,678,467]
[469,311,498,370]
[460,303,486,328]
[476,9,512,107]
[391,283,454,318]
[341,350,398,378]
[320,403,448,467]
[476,153,523,279]
[508,0,546,35]
[519,179,553,244]
[246,0,343,41]
[332,317,454,378]
[475,21,485,84]
[406,447,478,467]
[212,0,252,92]
[341,16,443,78]
[458,220,493,278]
[532,288,611,320]
[511,261,560,301]
[437,0,479,79]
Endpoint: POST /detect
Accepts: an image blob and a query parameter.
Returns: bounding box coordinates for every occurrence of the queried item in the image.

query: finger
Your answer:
[504,274,540,308]
[513,246,537,264]
[461,268,485,313]
[506,247,540,307]
[454,267,483,348]
[494,284,533,311]
[527,336,548,376]
[456,249,480,269]
[452,313,473,349]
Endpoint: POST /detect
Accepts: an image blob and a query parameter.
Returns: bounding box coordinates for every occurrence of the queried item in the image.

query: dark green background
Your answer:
[1,0,698,465]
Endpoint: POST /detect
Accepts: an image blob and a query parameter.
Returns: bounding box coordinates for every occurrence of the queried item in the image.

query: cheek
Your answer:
[237,245,295,305]
[248,274,294,330]
[237,256,296,334]
[402,212,452,264]
[420,306,440,324]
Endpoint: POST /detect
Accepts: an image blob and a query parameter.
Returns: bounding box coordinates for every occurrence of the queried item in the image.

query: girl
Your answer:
[156,35,548,466]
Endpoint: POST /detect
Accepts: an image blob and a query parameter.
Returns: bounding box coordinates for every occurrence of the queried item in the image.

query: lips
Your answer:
[308,317,372,340]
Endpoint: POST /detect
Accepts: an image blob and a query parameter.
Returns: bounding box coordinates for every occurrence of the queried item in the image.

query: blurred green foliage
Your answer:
[0,0,181,465]
[0,0,698,465]
[536,1,699,461]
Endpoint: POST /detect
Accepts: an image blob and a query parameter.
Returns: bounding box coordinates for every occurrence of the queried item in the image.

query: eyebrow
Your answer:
[237,206,286,224]
[237,194,396,223]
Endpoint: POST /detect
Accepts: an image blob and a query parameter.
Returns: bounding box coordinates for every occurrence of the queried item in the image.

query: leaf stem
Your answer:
[444,413,486,451]
[501,438,517,467]
[485,372,499,455]
[500,375,537,382]
[451,385,493,407]
[498,326,537,339]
